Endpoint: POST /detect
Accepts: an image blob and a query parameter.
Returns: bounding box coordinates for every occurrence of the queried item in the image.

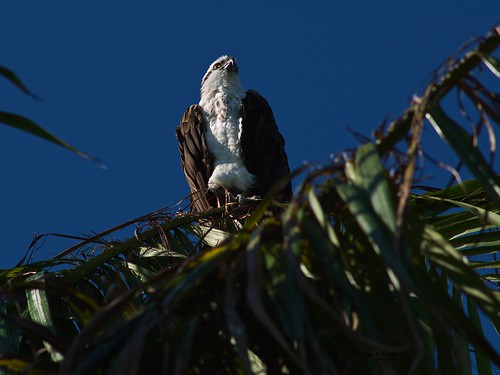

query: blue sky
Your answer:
[0,1,498,268]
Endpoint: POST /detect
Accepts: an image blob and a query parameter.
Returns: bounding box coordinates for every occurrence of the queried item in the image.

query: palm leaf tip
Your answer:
[0,65,41,100]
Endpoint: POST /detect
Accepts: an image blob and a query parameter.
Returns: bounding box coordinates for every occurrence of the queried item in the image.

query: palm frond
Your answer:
[0,65,101,165]
[0,27,499,374]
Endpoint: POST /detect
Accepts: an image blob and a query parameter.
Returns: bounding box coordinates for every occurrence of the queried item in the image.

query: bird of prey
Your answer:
[176,55,291,212]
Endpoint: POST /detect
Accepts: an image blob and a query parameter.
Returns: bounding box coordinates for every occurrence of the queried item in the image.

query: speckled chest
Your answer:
[202,90,245,160]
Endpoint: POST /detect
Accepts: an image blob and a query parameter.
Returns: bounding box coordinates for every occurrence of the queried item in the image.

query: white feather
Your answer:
[199,56,256,192]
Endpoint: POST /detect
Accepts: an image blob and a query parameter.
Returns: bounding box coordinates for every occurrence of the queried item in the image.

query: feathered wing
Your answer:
[241,90,292,201]
[175,105,217,212]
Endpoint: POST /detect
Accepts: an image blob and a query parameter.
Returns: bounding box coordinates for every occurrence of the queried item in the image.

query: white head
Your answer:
[200,55,243,99]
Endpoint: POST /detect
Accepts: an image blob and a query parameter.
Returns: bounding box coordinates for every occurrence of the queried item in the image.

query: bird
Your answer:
[176,55,291,212]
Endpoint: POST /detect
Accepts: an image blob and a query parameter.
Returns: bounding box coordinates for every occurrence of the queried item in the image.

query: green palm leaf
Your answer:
[0,65,100,165]
[0,26,499,375]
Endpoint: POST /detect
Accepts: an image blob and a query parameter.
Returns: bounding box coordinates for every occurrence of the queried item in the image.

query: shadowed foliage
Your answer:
[0,27,499,374]
[0,66,101,165]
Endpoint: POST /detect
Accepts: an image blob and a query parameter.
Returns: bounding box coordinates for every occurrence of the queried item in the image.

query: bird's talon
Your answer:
[236,194,262,203]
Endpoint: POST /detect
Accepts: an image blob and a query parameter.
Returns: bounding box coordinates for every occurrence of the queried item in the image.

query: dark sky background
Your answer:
[0,1,498,268]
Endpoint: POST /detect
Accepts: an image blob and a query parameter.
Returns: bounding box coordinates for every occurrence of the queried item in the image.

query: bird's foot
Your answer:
[224,191,262,205]
[235,194,262,204]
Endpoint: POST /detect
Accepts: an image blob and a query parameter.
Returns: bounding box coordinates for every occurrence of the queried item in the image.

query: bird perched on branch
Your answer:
[176,55,291,212]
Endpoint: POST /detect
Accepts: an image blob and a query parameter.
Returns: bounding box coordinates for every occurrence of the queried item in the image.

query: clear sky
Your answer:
[0,1,498,267]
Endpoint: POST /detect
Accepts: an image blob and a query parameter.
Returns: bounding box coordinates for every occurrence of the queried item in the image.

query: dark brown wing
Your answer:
[175,105,217,212]
[241,90,292,201]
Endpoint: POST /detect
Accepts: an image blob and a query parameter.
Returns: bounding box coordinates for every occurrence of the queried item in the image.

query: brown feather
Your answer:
[241,90,292,201]
[175,105,217,212]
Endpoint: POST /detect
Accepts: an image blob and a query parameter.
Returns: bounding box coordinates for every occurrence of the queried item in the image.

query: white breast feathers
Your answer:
[200,86,255,193]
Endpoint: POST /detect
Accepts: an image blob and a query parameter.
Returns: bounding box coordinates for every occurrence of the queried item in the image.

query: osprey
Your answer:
[176,55,291,212]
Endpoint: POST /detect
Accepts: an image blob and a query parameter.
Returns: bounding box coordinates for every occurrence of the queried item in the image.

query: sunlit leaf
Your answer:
[422,225,500,321]
[426,106,500,207]
[25,273,63,362]
[188,224,231,247]
[479,53,500,78]
[354,143,397,233]
[335,182,413,290]
[421,195,500,227]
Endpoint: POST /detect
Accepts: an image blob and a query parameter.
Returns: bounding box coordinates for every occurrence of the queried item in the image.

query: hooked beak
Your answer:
[223,58,238,73]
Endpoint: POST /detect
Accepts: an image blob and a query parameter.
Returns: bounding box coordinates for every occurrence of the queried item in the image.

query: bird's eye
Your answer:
[214,63,222,70]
